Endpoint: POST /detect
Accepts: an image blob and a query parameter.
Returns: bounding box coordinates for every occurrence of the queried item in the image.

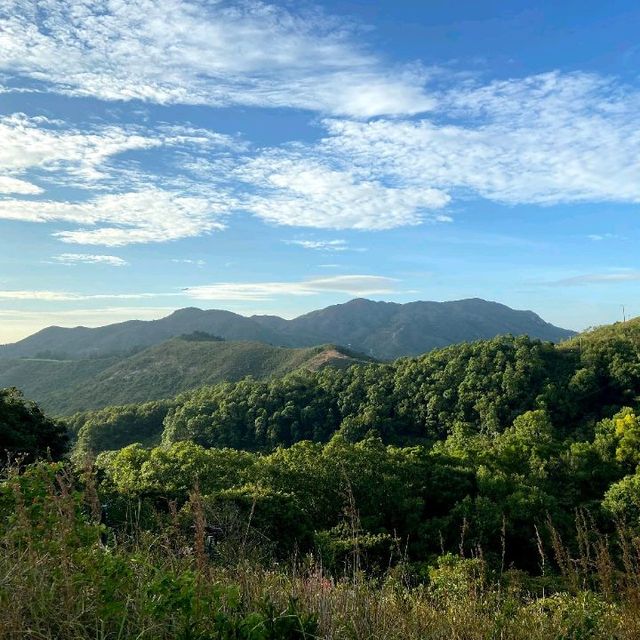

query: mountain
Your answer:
[256,298,575,360]
[0,298,575,361]
[0,337,372,415]
[0,307,283,360]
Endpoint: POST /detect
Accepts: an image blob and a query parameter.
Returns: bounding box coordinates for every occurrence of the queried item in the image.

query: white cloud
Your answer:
[0,290,82,301]
[220,71,640,231]
[1,12,639,247]
[52,253,129,267]
[0,188,231,246]
[319,72,640,206]
[171,258,206,266]
[0,113,162,181]
[184,275,399,300]
[0,175,43,194]
[237,155,449,229]
[587,233,619,241]
[287,239,349,251]
[0,0,433,117]
[0,113,239,192]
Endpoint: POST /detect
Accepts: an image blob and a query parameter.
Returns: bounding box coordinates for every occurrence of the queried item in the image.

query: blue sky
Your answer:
[0,0,639,342]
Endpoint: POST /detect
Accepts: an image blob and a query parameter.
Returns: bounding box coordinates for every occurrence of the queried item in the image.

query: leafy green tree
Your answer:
[602,472,640,524]
[0,387,68,463]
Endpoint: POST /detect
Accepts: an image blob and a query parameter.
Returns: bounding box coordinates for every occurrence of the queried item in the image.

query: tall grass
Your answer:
[3,463,640,639]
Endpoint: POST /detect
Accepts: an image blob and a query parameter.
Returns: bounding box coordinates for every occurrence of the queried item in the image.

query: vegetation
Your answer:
[2,318,640,637]
[3,460,640,639]
[68,321,638,456]
[0,339,371,415]
[0,388,67,464]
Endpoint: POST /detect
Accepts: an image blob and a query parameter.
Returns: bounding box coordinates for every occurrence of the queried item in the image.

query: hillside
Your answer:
[61,314,640,460]
[254,297,575,359]
[7,317,640,640]
[0,297,575,360]
[0,308,283,360]
[0,337,373,415]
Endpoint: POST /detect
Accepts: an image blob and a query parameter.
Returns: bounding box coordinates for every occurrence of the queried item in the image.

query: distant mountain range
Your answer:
[0,298,575,361]
[0,338,372,415]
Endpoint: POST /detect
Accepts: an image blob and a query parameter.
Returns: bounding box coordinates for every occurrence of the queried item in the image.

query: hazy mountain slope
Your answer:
[0,298,575,361]
[0,357,118,403]
[0,308,285,359]
[4,338,373,415]
[254,298,576,359]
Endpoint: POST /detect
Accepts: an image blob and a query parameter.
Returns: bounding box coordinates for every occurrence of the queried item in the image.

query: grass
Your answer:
[4,463,640,639]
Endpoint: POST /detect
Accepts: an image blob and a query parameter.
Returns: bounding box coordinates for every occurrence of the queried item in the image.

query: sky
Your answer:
[0,0,639,342]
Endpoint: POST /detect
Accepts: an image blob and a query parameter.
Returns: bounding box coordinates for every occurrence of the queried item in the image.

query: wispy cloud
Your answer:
[319,72,640,207]
[0,0,433,117]
[287,239,349,251]
[0,113,239,189]
[0,175,43,194]
[587,233,620,241]
[171,259,206,266]
[52,253,129,267]
[550,271,640,286]
[0,290,173,301]
[0,113,162,182]
[1,7,639,248]
[0,188,230,246]
[184,275,399,301]
[237,154,449,229]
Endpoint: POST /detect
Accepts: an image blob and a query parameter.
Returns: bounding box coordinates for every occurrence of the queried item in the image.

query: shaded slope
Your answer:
[3,338,373,415]
[256,298,576,359]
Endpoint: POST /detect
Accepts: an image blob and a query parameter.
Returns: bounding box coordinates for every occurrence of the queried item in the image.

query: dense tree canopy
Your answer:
[0,387,68,463]
[68,326,640,457]
[6,320,640,572]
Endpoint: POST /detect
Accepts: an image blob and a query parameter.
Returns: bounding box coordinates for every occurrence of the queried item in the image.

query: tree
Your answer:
[0,387,68,463]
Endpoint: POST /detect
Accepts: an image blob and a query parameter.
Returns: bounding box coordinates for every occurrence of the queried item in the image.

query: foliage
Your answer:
[0,387,68,463]
[4,318,640,636]
[3,462,640,640]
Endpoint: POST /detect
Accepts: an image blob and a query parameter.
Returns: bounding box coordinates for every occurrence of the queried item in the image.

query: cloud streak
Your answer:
[287,239,349,251]
[549,271,640,286]
[52,253,129,267]
[0,290,173,301]
[184,275,399,300]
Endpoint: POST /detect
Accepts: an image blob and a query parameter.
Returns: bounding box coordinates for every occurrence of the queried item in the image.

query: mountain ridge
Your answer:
[0,297,575,361]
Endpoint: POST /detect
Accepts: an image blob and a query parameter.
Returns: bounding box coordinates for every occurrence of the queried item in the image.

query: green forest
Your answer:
[2,318,640,638]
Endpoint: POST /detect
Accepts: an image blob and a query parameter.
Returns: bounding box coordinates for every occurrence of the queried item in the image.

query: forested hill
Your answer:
[0,337,373,415]
[67,316,638,459]
[0,297,574,360]
[5,315,640,609]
